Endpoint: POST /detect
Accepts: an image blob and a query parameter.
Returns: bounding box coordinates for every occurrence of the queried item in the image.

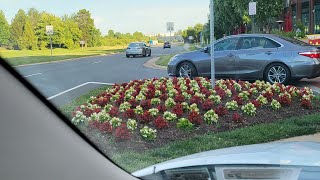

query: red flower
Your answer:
[98,121,113,134]
[83,108,94,117]
[159,85,167,93]
[109,107,119,117]
[250,99,261,108]
[157,104,166,113]
[214,105,228,117]
[115,123,131,141]
[139,111,152,124]
[233,95,243,105]
[172,104,184,117]
[232,113,242,123]
[201,87,211,97]
[188,111,203,125]
[190,95,202,105]
[128,99,137,107]
[88,120,100,129]
[202,99,214,110]
[263,92,273,102]
[172,77,178,84]
[140,99,152,109]
[160,93,168,101]
[301,99,312,109]
[174,94,185,103]
[278,95,292,106]
[154,116,169,129]
[215,86,226,99]
[124,109,135,118]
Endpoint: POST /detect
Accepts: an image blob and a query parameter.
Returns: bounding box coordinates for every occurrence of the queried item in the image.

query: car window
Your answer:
[239,37,280,50]
[276,35,310,46]
[214,38,240,51]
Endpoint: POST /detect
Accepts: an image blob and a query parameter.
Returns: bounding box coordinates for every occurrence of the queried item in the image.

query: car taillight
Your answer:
[298,52,320,59]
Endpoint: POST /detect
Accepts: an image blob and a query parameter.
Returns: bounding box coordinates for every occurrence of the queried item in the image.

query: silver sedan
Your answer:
[167,34,320,84]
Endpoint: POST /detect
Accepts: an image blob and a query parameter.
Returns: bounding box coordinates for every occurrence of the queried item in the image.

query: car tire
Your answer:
[143,50,147,57]
[177,62,197,79]
[148,50,151,57]
[126,55,130,58]
[133,55,136,58]
[264,63,291,84]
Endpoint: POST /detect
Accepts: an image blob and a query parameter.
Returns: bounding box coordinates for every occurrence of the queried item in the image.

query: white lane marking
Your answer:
[92,61,102,64]
[47,82,114,100]
[24,73,42,78]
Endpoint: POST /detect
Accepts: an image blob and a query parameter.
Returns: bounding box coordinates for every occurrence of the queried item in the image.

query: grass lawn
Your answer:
[189,44,201,51]
[155,54,176,67]
[59,84,320,173]
[0,46,125,66]
[59,85,111,119]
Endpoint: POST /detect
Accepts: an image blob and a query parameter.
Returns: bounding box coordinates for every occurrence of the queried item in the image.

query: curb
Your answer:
[143,57,167,70]
[13,52,123,68]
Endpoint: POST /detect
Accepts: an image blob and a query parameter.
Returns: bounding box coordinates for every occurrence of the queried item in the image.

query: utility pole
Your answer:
[210,0,215,88]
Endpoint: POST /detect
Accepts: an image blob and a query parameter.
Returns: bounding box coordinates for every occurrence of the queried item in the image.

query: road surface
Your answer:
[16,45,185,106]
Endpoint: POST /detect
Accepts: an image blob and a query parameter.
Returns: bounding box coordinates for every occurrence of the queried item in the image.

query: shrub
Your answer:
[172,104,184,117]
[214,105,228,117]
[140,126,157,140]
[163,111,178,122]
[181,102,190,111]
[148,108,159,117]
[134,105,144,115]
[278,94,292,106]
[115,123,131,141]
[257,95,268,105]
[98,121,113,133]
[202,99,214,110]
[225,100,238,111]
[271,99,281,110]
[233,95,244,105]
[174,94,185,103]
[139,111,152,124]
[188,111,203,125]
[109,107,119,117]
[204,110,219,124]
[119,102,131,112]
[140,99,152,109]
[157,104,166,113]
[190,95,202,105]
[127,119,138,131]
[124,109,135,119]
[209,95,221,104]
[154,116,169,129]
[88,120,100,129]
[177,118,194,131]
[301,99,312,109]
[165,98,176,108]
[232,113,242,123]
[250,99,261,108]
[242,103,257,116]
[109,117,122,128]
[151,98,161,105]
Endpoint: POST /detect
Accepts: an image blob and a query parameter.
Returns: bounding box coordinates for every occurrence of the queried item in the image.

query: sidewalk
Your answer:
[277,133,320,142]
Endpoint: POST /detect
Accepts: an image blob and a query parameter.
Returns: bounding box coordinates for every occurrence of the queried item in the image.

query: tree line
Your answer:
[0,8,150,50]
[181,0,284,43]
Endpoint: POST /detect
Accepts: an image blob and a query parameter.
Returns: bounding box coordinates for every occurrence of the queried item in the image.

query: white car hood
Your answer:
[132,142,320,177]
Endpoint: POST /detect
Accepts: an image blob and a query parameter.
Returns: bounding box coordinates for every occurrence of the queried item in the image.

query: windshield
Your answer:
[1,0,320,179]
[129,43,143,47]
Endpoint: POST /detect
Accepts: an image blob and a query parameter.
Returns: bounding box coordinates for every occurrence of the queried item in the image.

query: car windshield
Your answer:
[1,0,320,179]
[129,43,143,47]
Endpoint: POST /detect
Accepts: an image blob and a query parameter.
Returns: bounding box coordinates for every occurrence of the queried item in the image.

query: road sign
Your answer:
[167,22,174,32]
[80,41,85,45]
[249,2,257,16]
[46,25,54,35]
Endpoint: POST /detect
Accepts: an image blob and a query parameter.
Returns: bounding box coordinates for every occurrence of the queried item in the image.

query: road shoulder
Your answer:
[143,57,166,70]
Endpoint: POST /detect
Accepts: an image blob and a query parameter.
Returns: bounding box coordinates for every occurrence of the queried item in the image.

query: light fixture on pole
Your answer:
[276,20,284,31]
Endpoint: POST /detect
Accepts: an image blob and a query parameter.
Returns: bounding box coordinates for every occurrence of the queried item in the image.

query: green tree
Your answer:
[19,18,38,50]
[73,9,95,47]
[27,8,40,28]
[62,15,82,49]
[10,9,27,48]
[0,10,10,46]
[107,30,115,38]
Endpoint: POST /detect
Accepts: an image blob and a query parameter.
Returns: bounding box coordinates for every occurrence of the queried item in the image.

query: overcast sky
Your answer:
[0,0,209,35]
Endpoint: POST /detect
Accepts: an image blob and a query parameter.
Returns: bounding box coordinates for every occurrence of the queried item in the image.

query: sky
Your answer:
[0,0,209,35]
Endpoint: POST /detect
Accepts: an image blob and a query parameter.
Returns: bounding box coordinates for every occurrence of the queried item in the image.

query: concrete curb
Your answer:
[276,133,320,142]
[13,52,123,68]
[143,57,167,70]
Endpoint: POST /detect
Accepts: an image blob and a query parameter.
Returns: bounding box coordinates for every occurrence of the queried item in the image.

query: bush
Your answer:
[140,126,157,140]
[177,118,194,131]
[204,110,219,124]
[154,117,169,129]
[115,123,131,141]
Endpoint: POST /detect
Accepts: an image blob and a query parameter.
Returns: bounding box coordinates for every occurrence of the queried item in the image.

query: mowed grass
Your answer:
[58,84,320,173]
[155,54,176,67]
[0,46,125,66]
[59,85,111,119]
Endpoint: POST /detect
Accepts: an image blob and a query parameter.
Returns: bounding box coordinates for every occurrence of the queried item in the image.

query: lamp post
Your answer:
[276,20,284,31]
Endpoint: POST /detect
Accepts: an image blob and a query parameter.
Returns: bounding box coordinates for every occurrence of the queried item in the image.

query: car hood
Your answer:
[132,142,320,177]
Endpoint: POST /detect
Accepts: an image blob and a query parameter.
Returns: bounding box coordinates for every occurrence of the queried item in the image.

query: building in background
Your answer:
[284,0,320,34]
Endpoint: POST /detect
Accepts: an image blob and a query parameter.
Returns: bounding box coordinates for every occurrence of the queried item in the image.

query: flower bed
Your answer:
[71,77,318,151]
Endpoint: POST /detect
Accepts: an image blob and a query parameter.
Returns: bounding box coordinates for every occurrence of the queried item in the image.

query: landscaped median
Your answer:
[155,54,176,67]
[0,46,125,66]
[61,77,320,172]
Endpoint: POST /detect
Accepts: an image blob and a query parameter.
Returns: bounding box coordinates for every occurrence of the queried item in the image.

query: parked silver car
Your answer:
[126,42,151,58]
[167,34,320,84]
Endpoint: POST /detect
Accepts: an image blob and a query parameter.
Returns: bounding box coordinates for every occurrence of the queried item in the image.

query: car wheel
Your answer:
[177,62,197,79]
[126,55,130,58]
[264,63,291,84]
[133,55,136,58]
[148,50,151,57]
[143,50,147,57]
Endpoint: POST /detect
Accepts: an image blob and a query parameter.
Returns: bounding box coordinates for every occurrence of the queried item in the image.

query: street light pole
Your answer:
[210,0,215,88]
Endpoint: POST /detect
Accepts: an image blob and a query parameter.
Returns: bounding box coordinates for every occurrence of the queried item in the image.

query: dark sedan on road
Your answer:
[126,42,151,58]
[167,34,320,84]
[163,42,171,49]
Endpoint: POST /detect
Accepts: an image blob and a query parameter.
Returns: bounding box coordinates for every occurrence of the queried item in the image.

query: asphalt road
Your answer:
[16,45,185,107]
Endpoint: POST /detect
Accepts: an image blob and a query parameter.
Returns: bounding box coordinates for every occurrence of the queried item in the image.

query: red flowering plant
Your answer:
[278,94,292,106]
[154,116,170,129]
[115,123,131,141]
[214,105,228,117]
[139,111,153,124]
[250,99,261,108]
[172,103,184,117]
[232,112,243,123]
[301,99,312,109]
[202,99,214,111]
[157,104,167,113]
[188,111,203,125]
[109,107,119,117]
[98,121,113,134]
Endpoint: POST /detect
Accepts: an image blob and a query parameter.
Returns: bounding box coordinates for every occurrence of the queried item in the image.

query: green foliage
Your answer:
[296,20,306,38]
[176,118,194,131]
[10,9,27,48]
[18,18,38,50]
[140,126,157,140]
[271,29,296,38]
[0,10,10,46]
